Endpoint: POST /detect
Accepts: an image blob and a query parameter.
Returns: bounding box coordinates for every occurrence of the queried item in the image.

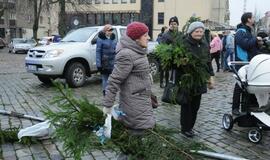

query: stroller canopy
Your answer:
[247,54,270,86]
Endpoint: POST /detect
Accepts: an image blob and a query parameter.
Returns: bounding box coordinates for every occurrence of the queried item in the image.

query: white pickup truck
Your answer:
[25,26,158,87]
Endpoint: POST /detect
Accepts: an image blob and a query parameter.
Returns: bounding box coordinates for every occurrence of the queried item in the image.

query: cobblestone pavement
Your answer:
[0,48,269,160]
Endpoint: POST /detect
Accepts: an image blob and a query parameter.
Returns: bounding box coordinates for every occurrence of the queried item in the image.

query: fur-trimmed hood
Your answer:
[98,31,116,40]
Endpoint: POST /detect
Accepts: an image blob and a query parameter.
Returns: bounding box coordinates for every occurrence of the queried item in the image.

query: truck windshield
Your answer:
[61,28,97,42]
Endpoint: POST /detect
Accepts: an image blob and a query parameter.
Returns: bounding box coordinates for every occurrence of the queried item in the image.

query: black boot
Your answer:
[181,130,194,138]
[232,108,240,115]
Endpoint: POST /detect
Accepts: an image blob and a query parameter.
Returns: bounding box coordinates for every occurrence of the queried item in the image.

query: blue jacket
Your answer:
[96,31,117,73]
[235,24,258,61]
[226,34,234,49]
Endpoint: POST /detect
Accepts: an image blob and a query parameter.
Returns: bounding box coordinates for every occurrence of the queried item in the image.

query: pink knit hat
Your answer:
[127,22,149,40]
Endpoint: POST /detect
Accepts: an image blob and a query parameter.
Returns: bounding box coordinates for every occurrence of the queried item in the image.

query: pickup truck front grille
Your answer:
[28,50,46,58]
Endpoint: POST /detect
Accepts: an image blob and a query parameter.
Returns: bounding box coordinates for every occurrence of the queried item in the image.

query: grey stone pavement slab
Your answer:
[0,48,269,159]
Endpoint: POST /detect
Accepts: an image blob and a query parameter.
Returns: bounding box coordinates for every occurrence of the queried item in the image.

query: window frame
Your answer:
[158,12,164,25]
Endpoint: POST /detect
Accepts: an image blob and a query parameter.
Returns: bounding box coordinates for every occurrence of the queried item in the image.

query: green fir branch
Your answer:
[42,82,209,160]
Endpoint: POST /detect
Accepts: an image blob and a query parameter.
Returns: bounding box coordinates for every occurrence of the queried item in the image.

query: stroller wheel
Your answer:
[222,114,233,130]
[248,129,262,143]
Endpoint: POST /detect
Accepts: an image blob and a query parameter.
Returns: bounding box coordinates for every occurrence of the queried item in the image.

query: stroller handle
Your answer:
[228,61,249,67]
[228,61,249,90]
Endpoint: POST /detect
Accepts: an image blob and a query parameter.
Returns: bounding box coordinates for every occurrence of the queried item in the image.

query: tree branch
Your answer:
[148,129,194,160]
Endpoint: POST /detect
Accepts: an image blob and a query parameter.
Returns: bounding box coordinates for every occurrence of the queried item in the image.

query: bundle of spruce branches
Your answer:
[0,127,35,145]
[155,16,210,91]
[42,83,207,160]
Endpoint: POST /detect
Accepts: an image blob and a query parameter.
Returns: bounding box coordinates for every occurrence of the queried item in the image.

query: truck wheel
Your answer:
[37,75,53,84]
[12,48,16,54]
[149,58,159,77]
[65,62,86,88]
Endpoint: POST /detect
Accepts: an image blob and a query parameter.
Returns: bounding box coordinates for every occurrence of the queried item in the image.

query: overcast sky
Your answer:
[230,0,270,26]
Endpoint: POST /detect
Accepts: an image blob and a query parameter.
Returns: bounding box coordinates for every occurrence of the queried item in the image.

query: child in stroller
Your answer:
[222,54,270,143]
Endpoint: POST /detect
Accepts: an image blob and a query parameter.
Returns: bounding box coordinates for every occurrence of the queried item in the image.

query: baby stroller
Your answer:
[222,54,270,143]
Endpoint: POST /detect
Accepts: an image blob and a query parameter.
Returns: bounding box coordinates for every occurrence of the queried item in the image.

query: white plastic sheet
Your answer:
[17,120,54,140]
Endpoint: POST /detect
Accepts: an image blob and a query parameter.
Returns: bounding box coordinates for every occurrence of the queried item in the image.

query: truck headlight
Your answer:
[44,49,64,58]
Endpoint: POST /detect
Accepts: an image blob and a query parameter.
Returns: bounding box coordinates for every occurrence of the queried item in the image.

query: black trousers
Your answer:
[211,51,221,71]
[181,94,202,132]
[160,68,169,86]
[232,83,242,110]
[232,65,242,111]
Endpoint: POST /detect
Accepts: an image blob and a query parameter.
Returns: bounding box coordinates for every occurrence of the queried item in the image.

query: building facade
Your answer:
[0,0,52,42]
[64,0,141,30]
[259,11,270,34]
[62,0,155,37]
[152,0,230,40]
[210,0,230,24]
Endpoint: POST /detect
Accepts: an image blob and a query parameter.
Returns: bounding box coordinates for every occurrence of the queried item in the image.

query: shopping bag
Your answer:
[161,82,178,104]
[17,120,54,140]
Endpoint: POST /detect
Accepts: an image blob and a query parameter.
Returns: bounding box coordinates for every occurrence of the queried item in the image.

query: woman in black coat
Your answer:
[179,21,215,138]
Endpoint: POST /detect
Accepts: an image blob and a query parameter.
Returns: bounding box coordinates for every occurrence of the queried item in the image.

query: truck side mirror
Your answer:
[91,38,97,45]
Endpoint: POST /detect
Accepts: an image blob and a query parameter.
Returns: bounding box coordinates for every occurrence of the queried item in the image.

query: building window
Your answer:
[130,0,136,3]
[27,15,31,23]
[95,0,101,4]
[9,13,16,20]
[112,0,118,3]
[86,0,92,4]
[158,12,164,24]
[87,14,96,25]
[121,13,130,25]
[112,13,121,24]
[0,19,4,25]
[158,0,164,2]
[96,13,104,25]
[40,16,43,24]
[121,0,127,4]
[104,13,112,24]
[79,0,91,4]
[103,0,109,4]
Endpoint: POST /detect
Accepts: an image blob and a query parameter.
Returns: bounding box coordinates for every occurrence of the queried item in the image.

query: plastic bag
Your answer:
[17,120,54,140]
[111,107,126,121]
[104,114,112,138]
[95,114,112,144]
[95,105,126,144]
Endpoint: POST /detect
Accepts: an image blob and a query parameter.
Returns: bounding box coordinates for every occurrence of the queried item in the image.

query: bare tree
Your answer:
[49,0,97,37]
[0,7,6,18]
[0,0,8,18]
[30,0,44,40]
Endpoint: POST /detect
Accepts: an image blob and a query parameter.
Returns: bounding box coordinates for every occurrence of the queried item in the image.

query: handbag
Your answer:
[161,70,179,104]
[161,70,190,105]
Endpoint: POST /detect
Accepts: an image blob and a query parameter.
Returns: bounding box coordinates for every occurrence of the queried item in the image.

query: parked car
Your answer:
[38,35,61,46]
[37,36,53,46]
[9,38,37,54]
[25,26,158,87]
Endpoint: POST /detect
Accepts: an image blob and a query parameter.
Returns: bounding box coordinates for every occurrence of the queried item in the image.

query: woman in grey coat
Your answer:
[103,22,155,131]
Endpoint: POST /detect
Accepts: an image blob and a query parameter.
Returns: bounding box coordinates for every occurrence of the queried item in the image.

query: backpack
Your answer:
[236,28,248,61]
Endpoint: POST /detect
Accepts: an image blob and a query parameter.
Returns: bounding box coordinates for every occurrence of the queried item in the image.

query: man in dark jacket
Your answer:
[159,16,181,88]
[96,24,117,96]
[232,12,262,115]
[156,26,167,43]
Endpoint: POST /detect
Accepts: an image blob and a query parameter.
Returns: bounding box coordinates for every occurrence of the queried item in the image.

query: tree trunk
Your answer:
[32,0,43,40]
[58,0,66,37]
[0,8,5,18]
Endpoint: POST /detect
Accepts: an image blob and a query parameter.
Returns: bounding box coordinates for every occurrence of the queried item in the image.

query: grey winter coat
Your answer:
[103,35,155,130]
